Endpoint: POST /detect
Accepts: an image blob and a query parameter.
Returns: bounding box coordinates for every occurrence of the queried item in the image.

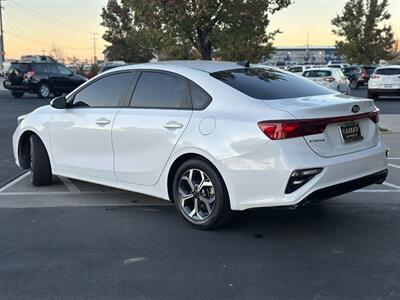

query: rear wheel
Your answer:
[30,134,52,186]
[172,158,232,230]
[11,91,24,98]
[350,80,358,90]
[37,82,51,98]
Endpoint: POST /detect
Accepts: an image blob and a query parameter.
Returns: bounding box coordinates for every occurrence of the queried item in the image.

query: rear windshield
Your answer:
[211,68,334,100]
[303,70,332,78]
[375,68,400,76]
[364,66,376,75]
[10,63,30,73]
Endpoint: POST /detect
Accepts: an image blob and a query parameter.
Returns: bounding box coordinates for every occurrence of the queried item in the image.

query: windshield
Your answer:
[210,68,335,100]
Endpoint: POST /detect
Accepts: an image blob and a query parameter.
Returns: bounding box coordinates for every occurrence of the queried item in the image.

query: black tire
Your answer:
[30,134,52,186]
[11,91,24,98]
[350,80,358,90]
[172,158,232,230]
[37,82,51,98]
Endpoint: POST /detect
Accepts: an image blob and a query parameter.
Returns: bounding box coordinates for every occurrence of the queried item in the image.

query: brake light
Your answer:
[324,77,335,82]
[258,109,380,140]
[258,120,326,140]
[370,75,380,79]
[26,71,35,78]
[361,69,367,78]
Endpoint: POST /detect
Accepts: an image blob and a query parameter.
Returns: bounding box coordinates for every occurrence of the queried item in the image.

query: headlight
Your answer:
[17,114,27,125]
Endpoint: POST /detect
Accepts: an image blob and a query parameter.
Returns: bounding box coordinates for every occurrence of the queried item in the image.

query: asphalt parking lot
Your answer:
[1,87,400,299]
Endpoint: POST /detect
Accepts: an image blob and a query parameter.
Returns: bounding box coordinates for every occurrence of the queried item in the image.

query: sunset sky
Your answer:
[3,0,400,61]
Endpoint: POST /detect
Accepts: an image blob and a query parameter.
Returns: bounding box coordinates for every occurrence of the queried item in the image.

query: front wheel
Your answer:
[11,91,24,98]
[172,158,232,230]
[30,134,52,186]
[37,82,51,98]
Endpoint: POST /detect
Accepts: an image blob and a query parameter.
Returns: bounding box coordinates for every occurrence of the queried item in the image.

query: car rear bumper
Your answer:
[220,137,388,210]
[299,169,388,206]
[368,88,400,96]
[3,82,30,91]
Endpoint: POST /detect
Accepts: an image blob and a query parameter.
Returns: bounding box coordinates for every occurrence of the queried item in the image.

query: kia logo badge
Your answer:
[351,105,360,113]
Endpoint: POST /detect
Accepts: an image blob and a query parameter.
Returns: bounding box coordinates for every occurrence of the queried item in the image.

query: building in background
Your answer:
[267,46,342,65]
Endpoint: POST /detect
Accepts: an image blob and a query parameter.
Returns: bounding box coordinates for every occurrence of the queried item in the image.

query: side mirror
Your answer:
[50,96,67,109]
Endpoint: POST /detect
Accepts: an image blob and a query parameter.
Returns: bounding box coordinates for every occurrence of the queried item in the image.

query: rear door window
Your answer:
[375,68,400,76]
[131,72,191,109]
[9,63,30,73]
[189,82,212,110]
[211,68,334,100]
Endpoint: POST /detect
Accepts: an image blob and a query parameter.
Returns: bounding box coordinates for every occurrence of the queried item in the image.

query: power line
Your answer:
[4,31,93,50]
[10,1,95,34]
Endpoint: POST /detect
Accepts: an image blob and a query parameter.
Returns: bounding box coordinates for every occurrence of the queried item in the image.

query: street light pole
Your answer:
[0,0,5,71]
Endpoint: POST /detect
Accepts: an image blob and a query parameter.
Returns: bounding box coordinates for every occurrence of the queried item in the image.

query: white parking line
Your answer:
[382,182,400,190]
[388,158,400,160]
[388,163,400,170]
[0,172,31,193]
[0,191,124,196]
[58,176,80,192]
[355,189,400,193]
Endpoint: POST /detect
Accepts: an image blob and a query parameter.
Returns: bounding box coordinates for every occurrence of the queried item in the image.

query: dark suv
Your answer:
[342,65,376,89]
[4,61,87,98]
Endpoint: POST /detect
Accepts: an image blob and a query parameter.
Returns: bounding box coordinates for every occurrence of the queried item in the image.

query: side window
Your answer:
[189,82,212,110]
[57,65,72,75]
[131,72,191,109]
[72,72,132,107]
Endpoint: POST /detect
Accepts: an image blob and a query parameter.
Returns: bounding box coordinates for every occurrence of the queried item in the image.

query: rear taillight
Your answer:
[361,69,367,78]
[324,77,335,82]
[26,71,35,78]
[258,109,380,140]
[258,120,326,140]
[370,75,380,79]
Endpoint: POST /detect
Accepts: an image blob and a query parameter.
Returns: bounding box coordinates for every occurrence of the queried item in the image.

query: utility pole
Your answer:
[0,0,5,71]
[92,32,97,65]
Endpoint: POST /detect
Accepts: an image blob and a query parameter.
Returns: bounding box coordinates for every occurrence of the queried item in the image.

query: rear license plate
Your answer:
[339,122,363,143]
[4,80,10,86]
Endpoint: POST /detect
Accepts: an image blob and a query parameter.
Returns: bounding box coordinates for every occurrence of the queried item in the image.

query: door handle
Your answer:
[96,118,111,126]
[163,121,184,129]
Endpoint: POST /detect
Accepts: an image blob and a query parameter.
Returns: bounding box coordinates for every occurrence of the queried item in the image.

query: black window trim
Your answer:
[66,70,136,109]
[127,69,193,111]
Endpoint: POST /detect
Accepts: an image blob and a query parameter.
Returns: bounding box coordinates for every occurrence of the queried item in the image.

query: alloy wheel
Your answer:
[40,85,50,98]
[178,169,216,222]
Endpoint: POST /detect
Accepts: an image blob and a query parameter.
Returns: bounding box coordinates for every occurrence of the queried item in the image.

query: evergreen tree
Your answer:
[332,0,395,64]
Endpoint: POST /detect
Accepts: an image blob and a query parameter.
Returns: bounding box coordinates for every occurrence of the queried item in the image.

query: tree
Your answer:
[102,0,291,62]
[101,0,157,62]
[332,0,395,64]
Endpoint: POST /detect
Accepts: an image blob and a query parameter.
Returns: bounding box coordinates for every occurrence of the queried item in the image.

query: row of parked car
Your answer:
[286,63,400,100]
[3,58,400,100]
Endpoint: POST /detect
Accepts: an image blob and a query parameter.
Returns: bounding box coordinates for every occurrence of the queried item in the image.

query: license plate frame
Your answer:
[339,122,363,143]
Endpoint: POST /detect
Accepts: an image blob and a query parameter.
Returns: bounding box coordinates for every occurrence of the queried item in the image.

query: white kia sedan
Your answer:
[368,65,400,100]
[13,61,388,229]
[302,68,351,94]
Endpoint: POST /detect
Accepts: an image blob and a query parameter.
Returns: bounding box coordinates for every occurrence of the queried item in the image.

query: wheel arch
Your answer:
[17,130,51,170]
[166,153,230,206]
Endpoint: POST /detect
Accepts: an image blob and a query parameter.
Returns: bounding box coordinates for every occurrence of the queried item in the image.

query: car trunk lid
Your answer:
[263,94,380,157]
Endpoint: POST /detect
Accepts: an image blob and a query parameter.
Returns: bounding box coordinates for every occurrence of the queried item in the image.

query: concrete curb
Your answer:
[379,115,400,133]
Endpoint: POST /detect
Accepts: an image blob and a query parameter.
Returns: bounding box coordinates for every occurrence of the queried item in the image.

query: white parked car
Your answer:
[302,68,351,94]
[368,65,400,100]
[327,63,350,69]
[13,61,388,229]
[288,65,312,74]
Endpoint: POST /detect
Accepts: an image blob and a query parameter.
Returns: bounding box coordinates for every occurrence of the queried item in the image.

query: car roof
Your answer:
[116,60,247,74]
[376,65,400,70]
[304,67,334,71]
